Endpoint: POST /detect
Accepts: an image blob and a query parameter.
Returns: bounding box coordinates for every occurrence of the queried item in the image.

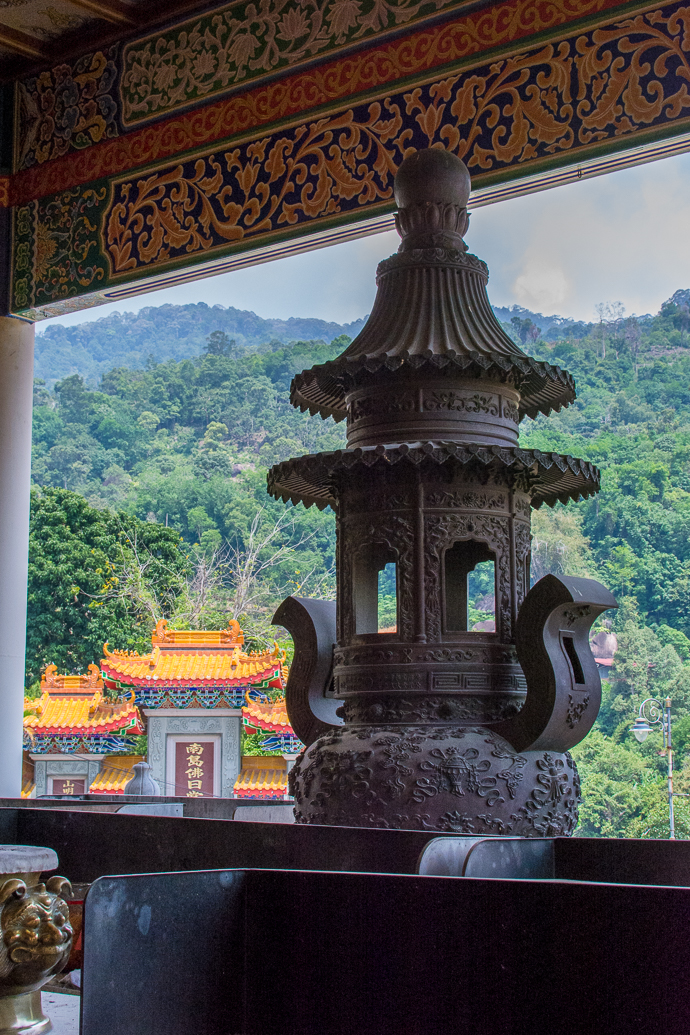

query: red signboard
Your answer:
[174,740,215,798]
[52,778,85,795]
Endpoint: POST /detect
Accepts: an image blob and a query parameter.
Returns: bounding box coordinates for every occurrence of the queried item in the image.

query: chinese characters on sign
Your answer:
[52,778,85,795]
[174,741,215,797]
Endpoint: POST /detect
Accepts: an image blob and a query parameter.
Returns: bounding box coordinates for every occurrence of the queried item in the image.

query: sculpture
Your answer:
[0,846,72,1034]
[270,148,616,833]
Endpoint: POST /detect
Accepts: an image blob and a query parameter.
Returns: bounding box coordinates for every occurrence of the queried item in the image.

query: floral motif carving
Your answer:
[14,0,658,174]
[512,495,531,518]
[566,693,590,729]
[119,0,452,125]
[513,519,532,610]
[350,392,416,421]
[533,752,569,804]
[426,490,506,509]
[502,399,519,422]
[17,49,119,170]
[12,188,107,312]
[104,107,400,276]
[291,724,580,833]
[335,671,426,693]
[423,391,499,414]
[339,693,523,723]
[15,2,690,310]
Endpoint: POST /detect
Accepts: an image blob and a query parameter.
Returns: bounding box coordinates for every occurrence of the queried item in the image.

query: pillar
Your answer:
[0,316,34,797]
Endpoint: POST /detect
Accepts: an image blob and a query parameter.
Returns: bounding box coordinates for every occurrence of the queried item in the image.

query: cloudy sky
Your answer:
[45,149,690,332]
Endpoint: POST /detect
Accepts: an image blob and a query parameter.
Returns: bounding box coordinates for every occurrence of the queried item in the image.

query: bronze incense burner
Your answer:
[270,148,616,834]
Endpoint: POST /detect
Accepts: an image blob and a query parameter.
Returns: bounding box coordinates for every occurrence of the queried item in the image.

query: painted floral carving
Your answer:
[119,0,450,125]
[101,4,690,281]
[105,106,400,275]
[12,188,107,312]
[17,49,119,170]
[12,1,690,313]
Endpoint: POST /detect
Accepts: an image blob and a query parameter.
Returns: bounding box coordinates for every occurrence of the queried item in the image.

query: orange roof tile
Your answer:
[233,755,288,799]
[21,779,35,799]
[90,755,143,794]
[243,696,295,735]
[102,641,286,688]
[24,689,143,736]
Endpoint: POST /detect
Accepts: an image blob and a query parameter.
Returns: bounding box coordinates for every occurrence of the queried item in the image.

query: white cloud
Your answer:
[513,261,569,311]
[469,150,690,320]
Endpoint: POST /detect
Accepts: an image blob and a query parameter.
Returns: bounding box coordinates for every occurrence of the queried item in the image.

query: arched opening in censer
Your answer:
[354,544,397,636]
[443,540,495,633]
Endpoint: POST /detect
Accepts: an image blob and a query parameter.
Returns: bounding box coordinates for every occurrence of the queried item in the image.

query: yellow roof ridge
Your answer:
[151,617,245,648]
[40,663,103,693]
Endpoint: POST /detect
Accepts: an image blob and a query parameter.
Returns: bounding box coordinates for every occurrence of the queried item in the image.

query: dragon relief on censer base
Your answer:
[268,147,617,833]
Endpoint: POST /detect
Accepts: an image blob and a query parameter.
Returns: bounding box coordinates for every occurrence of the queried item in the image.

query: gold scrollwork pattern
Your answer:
[11,1,690,311]
[104,5,690,278]
[15,0,628,173]
[105,107,400,275]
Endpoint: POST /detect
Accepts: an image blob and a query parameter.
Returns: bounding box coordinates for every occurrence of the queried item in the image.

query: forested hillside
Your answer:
[34,303,366,385]
[28,288,690,835]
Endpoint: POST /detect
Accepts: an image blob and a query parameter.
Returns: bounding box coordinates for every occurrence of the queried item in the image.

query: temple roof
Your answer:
[40,663,103,693]
[102,642,285,688]
[150,618,244,649]
[24,670,143,737]
[243,695,295,736]
[101,618,286,689]
[233,755,289,799]
[90,756,144,795]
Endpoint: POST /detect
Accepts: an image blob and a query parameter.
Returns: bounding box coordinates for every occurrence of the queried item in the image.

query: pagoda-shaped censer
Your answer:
[269,149,616,834]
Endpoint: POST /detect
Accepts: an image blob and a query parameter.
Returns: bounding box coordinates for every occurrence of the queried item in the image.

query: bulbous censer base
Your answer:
[291,725,580,836]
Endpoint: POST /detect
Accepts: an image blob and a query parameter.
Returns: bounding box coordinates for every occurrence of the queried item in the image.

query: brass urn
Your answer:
[270,148,616,834]
[0,846,72,1035]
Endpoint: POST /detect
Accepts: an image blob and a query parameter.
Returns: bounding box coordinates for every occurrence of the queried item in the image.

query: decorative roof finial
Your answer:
[394,148,471,252]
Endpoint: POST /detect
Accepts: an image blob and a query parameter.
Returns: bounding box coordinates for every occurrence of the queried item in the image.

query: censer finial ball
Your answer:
[394,148,472,210]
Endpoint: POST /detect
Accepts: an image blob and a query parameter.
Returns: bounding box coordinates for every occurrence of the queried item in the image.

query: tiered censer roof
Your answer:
[269,148,614,834]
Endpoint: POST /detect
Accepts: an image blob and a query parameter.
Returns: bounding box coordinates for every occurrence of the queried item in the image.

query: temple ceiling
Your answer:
[2,0,689,319]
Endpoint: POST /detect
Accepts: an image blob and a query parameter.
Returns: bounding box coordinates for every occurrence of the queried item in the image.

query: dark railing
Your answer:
[2,806,690,1034]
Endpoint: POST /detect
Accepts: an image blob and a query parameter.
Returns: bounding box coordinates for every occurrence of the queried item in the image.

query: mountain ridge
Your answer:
[35,303,369,386]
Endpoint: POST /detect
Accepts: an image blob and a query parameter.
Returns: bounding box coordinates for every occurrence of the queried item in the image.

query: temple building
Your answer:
[22,621,292,799]
[101,619,286,798]
[23,665,143,797]
[233,690,302,799]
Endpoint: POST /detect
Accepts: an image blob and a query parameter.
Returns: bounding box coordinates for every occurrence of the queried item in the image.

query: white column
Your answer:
[0,316,34,797]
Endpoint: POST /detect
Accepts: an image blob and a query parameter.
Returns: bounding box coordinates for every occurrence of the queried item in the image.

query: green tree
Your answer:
[27,489,190,684]
[530,506,593,583]
[204,331,237,358]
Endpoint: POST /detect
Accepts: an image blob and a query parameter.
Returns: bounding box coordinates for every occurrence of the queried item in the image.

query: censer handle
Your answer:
[272,596,343,747]
[494,574,617,753]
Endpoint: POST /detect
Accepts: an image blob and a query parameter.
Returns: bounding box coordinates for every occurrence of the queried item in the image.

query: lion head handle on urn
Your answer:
[0,875,73,996]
